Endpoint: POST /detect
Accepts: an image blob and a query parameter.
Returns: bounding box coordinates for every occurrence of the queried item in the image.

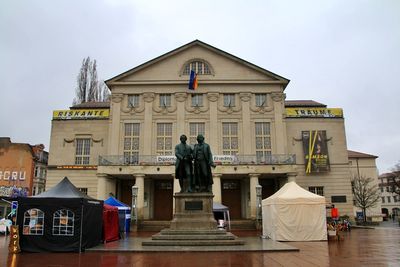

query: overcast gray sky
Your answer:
[1,0,399,173]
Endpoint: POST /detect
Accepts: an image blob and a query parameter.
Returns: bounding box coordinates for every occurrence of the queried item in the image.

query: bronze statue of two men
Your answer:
[175,134,216,193]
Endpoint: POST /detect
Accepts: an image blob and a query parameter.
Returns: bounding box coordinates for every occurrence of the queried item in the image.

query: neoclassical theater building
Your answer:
[47,40,355,226]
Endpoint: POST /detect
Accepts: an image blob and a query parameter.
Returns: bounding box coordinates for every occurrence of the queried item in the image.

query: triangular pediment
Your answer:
[106,40,289,88]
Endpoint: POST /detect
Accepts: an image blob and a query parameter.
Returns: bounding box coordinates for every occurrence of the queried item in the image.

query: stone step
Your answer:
[142,239,245,246]
[159,229,228,235]
[152,233,237,240]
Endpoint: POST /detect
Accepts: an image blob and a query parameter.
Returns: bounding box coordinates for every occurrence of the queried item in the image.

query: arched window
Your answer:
[53,209,74,236]
[23,208,44,235]
[182,60,212,75]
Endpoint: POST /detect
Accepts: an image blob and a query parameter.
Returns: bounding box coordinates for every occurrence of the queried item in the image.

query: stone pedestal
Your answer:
[170,192,216,230]
[142,192,244,246]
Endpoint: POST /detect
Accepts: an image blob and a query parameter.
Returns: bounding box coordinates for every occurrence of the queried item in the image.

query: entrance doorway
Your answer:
[120,179,136,206]
[153,179,173,220]
[259,179,277,200]
[221,180,242,219]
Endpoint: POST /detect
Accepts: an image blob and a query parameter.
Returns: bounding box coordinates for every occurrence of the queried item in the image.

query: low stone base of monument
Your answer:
[142,193,244,246]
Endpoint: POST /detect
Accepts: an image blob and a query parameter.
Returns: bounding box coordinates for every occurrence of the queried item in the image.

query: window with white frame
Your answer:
[255,94,267,107]
[23,208,44,235]
[53,209,74,236]
[381,197,385,203]
[223,94,235,107]
[159,94,171,107]
[387,196,391,203]
[183,61,211,75]
[309,186,324,196]
[156,123,173,155]
[222,122,238,155]
[189,123,205,145]
[255,122,271,162]
[75,138,90,165]
[124,123,140,164]
[191,94,203,107]
[128,94,139,107]
[78,188,88,195]
[34,166,40,177]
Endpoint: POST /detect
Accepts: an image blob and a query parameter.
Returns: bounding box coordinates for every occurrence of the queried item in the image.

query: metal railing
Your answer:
[98,154,296,166]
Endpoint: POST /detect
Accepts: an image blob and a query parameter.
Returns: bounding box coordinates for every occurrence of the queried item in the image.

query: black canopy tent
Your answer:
[16,177,103,252]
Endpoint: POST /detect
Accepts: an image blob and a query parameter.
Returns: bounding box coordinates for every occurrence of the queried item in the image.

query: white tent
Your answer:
[262,181,327,241]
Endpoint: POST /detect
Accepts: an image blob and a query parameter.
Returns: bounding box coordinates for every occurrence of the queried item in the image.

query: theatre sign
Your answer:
[286,108,343,118]
[52,109,110,120]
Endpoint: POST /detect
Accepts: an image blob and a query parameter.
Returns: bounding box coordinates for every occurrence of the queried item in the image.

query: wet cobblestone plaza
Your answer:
[1,222,399,267]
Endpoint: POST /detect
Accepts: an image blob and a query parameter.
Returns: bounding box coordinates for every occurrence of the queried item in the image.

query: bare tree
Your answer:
[72,57,110,105]
[351,175,381,223]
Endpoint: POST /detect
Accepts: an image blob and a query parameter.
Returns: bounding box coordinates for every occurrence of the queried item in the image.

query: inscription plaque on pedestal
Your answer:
[185,201,203,211]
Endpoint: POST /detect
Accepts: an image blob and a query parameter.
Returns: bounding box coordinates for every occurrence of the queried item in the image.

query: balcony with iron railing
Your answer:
[98,154,296,166]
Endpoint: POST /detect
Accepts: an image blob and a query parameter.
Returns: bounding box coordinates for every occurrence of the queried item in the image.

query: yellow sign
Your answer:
[52,109,109,120]
[286,108,343,118]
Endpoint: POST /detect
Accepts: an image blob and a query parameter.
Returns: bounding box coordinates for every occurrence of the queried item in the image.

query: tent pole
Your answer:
[79,205,84,253]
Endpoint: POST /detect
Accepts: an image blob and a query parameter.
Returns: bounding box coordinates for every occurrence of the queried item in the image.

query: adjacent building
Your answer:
[379,172,400,218]
[47,40,356,227]
[348,150,382,221]
[0,137,48,218]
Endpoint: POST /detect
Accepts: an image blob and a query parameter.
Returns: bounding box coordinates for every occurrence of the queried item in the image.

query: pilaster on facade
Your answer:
[143,94,154,155]
[108,94,123,155]
[175,93,187,137]
[207,92,219,150]
[272,92,287,154]
[240,93,252,155]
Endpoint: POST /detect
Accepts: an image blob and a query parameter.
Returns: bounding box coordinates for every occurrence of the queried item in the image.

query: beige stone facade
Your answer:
[47,40,356,223]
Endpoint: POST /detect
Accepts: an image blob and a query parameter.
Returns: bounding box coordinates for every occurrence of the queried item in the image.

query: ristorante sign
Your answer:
[286,108,343,118]
[52,109,110,120]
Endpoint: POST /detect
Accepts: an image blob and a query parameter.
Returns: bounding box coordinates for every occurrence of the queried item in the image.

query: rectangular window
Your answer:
[128,94,139,107]
[394,196,398,202]
[191,94,203,107]
[78,188,88,195]
[380,187,384,193]
[381,197,385,203]
[387,187,390,192]
[255,94,267,107]
[156,123,173,155]
[223,94,235,107]
[34,166,40,177]
[189,123,205,145]
[75,138,90,165]
[159,94,171,107]
[387,196,391,203]
[308,186,324,196]
[222,122,238,155]
[255,122,271,162]
[124,123,140,164]
[331,195,347,203]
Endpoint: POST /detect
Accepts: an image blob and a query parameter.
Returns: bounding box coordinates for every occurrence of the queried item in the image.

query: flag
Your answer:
[188,70,198,90]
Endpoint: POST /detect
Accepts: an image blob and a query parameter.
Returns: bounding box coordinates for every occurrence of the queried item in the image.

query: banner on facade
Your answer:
[302,130,330,174]
[286,108,343,118]
[52,109,110,120]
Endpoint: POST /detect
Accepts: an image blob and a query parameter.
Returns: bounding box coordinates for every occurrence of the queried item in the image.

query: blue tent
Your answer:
[104,197,131,232]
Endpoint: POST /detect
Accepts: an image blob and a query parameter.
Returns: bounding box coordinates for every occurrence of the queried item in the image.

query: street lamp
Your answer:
[131,185,138,226]
[256,184,262,229]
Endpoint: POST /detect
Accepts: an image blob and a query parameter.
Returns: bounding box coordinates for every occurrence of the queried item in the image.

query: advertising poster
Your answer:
[302,130,330,174]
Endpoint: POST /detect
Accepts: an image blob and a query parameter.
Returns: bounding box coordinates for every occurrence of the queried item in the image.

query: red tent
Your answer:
[103,204,120,243]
